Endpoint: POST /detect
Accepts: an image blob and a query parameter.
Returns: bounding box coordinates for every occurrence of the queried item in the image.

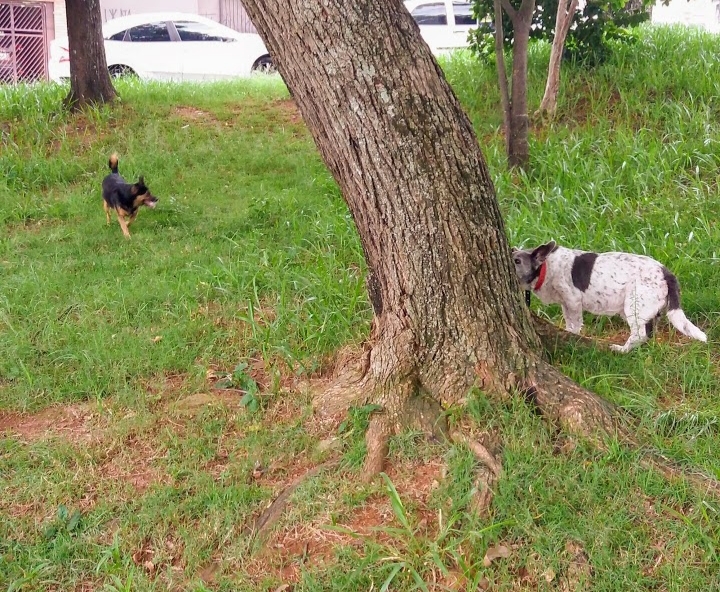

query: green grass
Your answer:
[2,24,720,590]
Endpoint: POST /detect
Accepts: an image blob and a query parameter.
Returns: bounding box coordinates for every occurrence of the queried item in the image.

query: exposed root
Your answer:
[313,313,720,500]
[451,431,502,515]
[246,459,339,549]
[527,361,621,442]
[364,413,392,481]
[531,313,606,356]
[529,360,720,498]
[313,354,370,417]
[451,431,502,477]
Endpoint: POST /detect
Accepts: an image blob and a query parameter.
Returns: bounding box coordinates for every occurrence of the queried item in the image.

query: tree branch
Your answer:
[499,0,518,22]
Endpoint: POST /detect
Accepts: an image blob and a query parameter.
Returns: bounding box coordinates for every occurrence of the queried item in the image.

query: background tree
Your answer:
[471,0,651,164]
[238,0,631,483]
[538,0,579,116]
[63,0,115,109]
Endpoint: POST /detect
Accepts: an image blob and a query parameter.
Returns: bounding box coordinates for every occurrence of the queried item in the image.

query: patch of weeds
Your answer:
[215,360,261,413]
[43,505,83,540]
[324,473,510,591]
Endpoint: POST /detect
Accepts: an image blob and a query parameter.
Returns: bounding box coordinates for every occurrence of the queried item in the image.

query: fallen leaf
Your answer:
[483,544,511,567]
[543,567,556,583]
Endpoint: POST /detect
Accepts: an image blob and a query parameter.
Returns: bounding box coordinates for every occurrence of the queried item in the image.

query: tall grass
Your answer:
[1,24,720,591]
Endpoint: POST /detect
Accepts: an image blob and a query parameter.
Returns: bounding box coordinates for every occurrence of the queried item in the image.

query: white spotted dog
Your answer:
[512,240,707,353]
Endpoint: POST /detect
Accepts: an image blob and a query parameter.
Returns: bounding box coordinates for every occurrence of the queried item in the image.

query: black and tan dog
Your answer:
[102,154,158,238]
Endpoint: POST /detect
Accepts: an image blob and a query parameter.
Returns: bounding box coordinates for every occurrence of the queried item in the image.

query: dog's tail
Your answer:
[108,153,119,174]
[664,268,707,342]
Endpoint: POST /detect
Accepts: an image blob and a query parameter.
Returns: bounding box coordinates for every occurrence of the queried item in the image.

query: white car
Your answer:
[49,12,275,83]
[404,0,489,55]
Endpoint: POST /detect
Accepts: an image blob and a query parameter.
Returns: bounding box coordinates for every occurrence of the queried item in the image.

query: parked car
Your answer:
[404,0,490,54]
[48,12,275,83]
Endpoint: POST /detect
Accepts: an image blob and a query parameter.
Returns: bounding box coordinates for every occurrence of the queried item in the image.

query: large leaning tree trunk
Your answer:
[63,0,116,110]
[240,0,631,479]
[537,0,579,117]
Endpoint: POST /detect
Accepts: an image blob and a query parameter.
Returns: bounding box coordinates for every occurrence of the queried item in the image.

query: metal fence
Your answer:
[219,0,257,34]
[0,2,47,84]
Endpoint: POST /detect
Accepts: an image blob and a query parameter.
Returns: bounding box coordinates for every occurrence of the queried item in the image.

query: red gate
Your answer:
[0,2,47,84]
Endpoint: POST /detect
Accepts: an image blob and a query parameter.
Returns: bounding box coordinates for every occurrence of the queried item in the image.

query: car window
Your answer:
[453,2,477,25]
[174,20,235,42]
[108,30,129,41]
[126,22,171,42]
[411,3,448,25]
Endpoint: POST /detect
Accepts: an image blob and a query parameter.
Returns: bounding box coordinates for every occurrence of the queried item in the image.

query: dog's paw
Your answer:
[609,344,629,353]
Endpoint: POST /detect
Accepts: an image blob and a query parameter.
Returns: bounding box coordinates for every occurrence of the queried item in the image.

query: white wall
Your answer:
[652,0,720,33]
[53,0,67,41]
[51,0,222,41]
[100,0,199,22]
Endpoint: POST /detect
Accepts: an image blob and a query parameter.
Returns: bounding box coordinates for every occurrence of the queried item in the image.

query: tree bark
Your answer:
[494,0,512,157]
[64,0,116,110]
[501,0,535,169]
[537,0,579,117]
[239,0,624,478]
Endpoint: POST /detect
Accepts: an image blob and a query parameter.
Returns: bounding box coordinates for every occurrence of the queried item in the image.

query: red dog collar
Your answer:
[534,262,548,291]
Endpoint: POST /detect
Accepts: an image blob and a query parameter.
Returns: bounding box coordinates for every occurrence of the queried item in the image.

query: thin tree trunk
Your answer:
[501,0,535,169]
[537,0,579,117]
[494,0,511,157]
[64,0,115,110]
[237,0,631,479]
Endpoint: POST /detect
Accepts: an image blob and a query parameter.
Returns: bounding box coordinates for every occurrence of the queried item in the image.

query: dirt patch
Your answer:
[3,217,65,236]
[0,403,99,444]
[268,98,304,126]
[48,110,115,155]
[246,522,348,584]
[243,454,447,585]
[172,106,217,122]
[97,451,166,494]
[171,391,243,416]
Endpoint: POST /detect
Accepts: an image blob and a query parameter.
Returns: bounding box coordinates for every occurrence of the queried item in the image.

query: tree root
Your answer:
[313,321,720,500]
[245,459,339,549]
[528,361,720,497]
[364,413,392,480]
[451,431,502,515]
[531,313,607,356]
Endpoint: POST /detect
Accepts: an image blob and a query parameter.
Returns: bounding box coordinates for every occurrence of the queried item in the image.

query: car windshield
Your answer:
[411,3,448,25]
[125,22,171,42]
[174,20,236,42]
[453,2,476,25]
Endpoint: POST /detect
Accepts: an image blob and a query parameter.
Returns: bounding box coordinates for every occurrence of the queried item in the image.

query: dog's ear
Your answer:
[138,176,145,186]
[531,241,557,264]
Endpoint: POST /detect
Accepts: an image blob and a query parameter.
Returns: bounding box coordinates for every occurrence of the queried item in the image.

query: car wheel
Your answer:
[108,64,137,79]
[251,55,276,75]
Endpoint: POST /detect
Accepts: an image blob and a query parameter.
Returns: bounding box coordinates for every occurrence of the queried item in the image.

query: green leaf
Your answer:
[381,473,411,532]
[409,568,431,592]
[379,562,405,592]
[67,509,82,532]
[240,391,260,413]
